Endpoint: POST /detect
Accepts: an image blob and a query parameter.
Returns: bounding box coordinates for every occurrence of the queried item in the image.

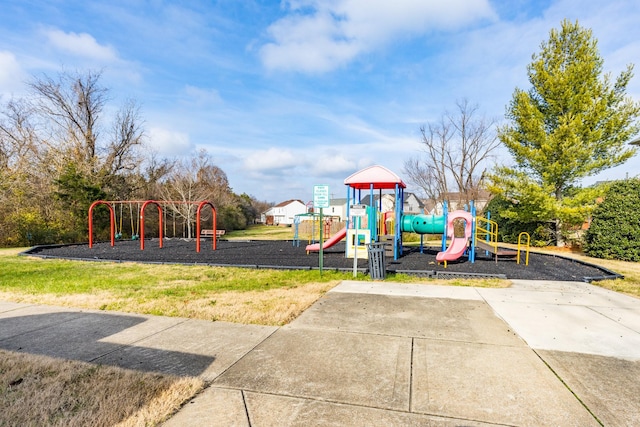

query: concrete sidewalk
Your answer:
[1,280,639,426]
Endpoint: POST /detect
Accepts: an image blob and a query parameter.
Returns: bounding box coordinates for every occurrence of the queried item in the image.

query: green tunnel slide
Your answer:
[401,214,446,235]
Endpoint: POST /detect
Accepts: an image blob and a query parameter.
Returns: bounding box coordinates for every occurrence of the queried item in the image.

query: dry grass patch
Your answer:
[0,280,340,326]
[0,349,203,427]
[444,278,511,288]
[118,281,337,325]
[0,252,350,324]
[0,247,23,256]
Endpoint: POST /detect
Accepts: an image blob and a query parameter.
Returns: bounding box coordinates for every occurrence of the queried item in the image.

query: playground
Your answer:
[30,238,613,282]
[299,165,527,266]
[27,165,619,282]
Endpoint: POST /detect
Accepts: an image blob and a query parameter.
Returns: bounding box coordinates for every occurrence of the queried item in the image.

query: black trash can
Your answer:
[368,242,386,280]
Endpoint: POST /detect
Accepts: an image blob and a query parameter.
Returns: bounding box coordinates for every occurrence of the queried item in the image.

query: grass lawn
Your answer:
[225,224,295,240]
[0,249,350,325]
[1,237,638,426]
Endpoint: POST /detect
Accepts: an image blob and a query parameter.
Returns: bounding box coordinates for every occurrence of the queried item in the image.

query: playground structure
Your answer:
[293,213,343,248]
[305,165,529,266]
[88,200,218,252]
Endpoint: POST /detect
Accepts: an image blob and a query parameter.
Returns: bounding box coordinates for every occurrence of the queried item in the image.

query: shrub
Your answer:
[482,196,553,246]
[584,178,640,261]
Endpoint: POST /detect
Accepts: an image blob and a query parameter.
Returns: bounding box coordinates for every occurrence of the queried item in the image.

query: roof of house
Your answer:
[343,165,406,190]
[274,199,305,208]
[436,190,492,201]
[360,192,424,207]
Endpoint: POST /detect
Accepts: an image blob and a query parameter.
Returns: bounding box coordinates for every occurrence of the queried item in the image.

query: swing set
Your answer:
[112,202,142,240]
[88,200,218,252]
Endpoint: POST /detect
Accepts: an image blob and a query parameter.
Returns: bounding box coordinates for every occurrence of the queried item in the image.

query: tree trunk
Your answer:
[555,218,564,247]
[555,186,564,246]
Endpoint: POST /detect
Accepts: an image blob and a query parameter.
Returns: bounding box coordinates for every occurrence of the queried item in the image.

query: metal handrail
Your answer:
[517,232,530,266]
[475,216,499,253]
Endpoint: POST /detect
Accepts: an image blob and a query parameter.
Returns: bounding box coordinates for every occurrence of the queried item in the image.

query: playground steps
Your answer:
[476,241,518,258]
[379,235,395,257]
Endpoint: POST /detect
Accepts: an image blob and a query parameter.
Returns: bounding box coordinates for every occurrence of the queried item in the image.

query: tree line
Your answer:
[0,71,271,246]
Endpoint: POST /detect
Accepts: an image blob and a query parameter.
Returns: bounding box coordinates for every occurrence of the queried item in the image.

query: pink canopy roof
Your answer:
[343,165,406,190]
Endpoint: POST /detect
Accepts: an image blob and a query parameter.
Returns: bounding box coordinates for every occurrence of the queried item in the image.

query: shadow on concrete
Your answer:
[0,311,214,377]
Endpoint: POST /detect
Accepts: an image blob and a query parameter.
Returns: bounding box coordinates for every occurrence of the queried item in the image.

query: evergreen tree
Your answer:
[490,20,640,245]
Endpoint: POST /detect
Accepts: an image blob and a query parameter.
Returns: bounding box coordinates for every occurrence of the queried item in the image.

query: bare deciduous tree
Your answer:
[28,70,144,185]
[104,99,145,176]
[0,98,61,243]
[159,150,230,237]
[29,70,106,174]
[404,99,499,209]
[142,152,175,199]
[0,99,41,170]
[0,70,148,244]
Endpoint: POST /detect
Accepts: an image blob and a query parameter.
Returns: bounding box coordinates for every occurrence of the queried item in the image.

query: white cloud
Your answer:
[259,0,496,72]
[312,151,357,176]
[45,29,118,62]
[243,147,299,172]
[148,127,193,156]
[184,85,223,105]
[0,51,24,95]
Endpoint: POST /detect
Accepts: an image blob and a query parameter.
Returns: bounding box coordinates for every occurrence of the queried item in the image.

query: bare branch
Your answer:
[28,70,107,174]
[404,99,499,209]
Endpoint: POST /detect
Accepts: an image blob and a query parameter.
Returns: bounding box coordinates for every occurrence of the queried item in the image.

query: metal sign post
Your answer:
[313,185,330,275]
[350,204,367,278]
[353,225,357,278]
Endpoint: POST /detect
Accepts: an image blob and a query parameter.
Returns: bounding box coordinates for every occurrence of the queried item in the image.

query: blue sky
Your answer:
[1,0,638,203]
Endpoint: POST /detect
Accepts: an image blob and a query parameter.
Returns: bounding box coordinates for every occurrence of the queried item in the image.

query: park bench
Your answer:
[200,229,226,238]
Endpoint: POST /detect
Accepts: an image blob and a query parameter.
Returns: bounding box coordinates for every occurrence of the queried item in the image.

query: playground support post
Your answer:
[196,201,217,252]
[485,211,491,257]
[139,200,164,250]
[469,201,476,263]
[394,183,403,260]
[88,201,115,248]
[441,200,448,252]
[369,183,377,242]
[352,211,362,278]
[319,207,324,275]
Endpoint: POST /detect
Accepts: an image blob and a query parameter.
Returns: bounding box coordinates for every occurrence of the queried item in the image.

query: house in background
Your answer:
[359,192,425,214]
[400,193,424,214]
[424,190,492,214]
[261,199,307,226]
[325,198,348,221]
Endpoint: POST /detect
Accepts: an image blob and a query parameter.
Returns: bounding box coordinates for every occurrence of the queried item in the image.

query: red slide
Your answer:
[305,227,347,251]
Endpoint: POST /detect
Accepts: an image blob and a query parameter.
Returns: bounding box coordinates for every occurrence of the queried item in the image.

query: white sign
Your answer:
[313,185,330,209]
[350,204,367,217]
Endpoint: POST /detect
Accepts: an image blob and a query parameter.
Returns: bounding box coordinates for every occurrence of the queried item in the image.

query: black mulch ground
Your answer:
[25,238,620,282]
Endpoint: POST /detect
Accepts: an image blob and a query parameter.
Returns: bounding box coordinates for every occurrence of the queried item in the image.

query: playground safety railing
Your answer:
[517,232,531,266]
[475,216,499,253]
